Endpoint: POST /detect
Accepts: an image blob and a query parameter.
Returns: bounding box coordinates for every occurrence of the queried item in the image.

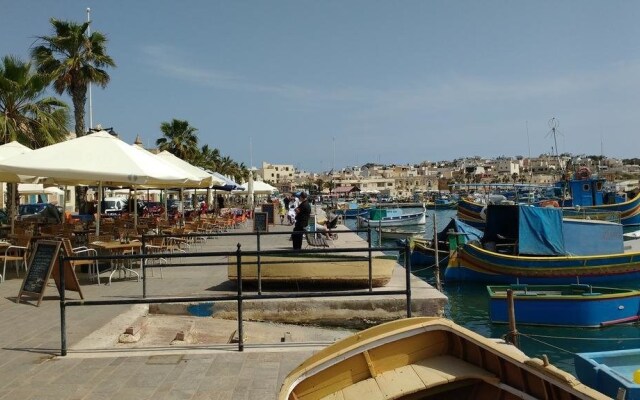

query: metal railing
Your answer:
[57,228,412,356]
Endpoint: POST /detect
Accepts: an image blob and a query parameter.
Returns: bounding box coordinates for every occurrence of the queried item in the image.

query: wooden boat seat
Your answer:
[333,355,499,399]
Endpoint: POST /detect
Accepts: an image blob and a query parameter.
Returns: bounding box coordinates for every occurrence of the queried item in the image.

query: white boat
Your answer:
[358,206,426,227]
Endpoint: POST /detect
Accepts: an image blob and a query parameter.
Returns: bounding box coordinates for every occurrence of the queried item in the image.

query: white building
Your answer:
[260,162,295,183]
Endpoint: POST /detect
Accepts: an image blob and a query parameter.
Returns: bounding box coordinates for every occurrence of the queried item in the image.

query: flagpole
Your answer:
[86,8,93,132]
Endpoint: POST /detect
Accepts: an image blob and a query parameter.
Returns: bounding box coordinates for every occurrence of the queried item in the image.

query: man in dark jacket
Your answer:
[292,192,311,249]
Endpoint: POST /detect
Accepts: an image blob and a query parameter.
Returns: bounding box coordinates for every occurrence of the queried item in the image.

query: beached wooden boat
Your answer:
[279,317,607,400]
[446,204,640,284]
[575,349,640,400]
[377,227,424,241]
[488,284,640,327]
[358,206,426,227]
[227,254,397,287]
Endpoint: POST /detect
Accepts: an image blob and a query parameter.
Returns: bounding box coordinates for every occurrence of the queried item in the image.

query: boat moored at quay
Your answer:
[445,204,640,284]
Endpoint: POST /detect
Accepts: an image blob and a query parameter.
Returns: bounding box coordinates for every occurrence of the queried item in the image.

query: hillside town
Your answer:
[259,154,640,201]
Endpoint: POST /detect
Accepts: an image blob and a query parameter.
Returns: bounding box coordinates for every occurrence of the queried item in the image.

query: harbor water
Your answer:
[345,207,640,376]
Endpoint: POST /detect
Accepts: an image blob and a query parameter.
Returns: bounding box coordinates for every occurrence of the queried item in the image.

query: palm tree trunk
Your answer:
[71,84,87,137]
[71,84,88,213]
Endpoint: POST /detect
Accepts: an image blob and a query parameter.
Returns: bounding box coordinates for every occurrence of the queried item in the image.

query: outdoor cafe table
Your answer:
[90,240,143,285]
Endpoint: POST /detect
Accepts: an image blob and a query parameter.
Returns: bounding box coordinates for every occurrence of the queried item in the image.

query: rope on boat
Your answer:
[522,332,640,342]
[516,333,575,355]
[517,332,640,357]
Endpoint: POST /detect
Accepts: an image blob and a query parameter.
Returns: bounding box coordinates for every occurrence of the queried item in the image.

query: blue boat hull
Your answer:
[575,349,640,400]
[446,242,640,284]
[489,285,640,327]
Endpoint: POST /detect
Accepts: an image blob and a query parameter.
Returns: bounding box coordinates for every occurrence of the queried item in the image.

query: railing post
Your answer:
[236,243,244,352]
[59,250,67,356]
[404,240,412,317]
[142,234,147,299]
[256,229,262,295]
[506,289,519,348]
[367,227,373,292]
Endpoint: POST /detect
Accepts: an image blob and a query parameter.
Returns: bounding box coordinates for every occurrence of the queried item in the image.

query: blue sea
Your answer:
[345,207,640,376]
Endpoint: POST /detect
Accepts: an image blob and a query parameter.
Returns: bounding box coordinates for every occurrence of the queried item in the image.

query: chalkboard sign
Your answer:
[18,240,61,306]
[253,212,268,232]
[261,203,275,224]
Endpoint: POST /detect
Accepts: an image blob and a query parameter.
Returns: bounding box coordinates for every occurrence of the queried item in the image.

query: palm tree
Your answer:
[235,162,250,184]
[0,55,70,215]
[192,144,221,171]
[214,155,234,176]
[31,18,115,137]
[0,55,69,147]
[156,119,199,161]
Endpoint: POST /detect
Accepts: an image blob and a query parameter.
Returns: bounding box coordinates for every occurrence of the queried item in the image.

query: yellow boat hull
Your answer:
[279,317,607,400]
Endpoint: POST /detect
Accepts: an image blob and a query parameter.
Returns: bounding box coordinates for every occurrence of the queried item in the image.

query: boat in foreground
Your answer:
[488,284,640,327]
[446,204,640,284]
[279,317,607,399]
[575,349,640,400]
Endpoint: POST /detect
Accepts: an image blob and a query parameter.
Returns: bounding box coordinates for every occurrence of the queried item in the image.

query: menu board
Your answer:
[253,212,268,232]
[261,203,275,224]
[18,240,61,306]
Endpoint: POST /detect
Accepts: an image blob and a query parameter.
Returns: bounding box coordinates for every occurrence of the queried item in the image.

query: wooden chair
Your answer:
[0,235,31,282]
[142,236,168,278]
[62,238,100,284]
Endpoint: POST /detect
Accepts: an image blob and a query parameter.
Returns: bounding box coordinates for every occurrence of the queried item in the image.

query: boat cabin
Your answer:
[480,204,624,257]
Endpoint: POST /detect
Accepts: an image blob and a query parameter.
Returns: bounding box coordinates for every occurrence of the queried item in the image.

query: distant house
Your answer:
[332,186,361,198]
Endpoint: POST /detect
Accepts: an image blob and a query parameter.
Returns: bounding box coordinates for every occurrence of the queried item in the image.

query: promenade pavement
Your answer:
[0,219,443,399]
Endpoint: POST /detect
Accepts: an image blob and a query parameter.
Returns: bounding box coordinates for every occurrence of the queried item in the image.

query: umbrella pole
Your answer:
[96,182,102,235]
[62,185,67,224]
[10,183,15,235]
[180,188,185,227]
[163,189,168,222]
[133,186,138,230]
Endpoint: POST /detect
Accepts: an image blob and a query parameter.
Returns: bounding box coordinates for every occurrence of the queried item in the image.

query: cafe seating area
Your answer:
[0,208,250,285]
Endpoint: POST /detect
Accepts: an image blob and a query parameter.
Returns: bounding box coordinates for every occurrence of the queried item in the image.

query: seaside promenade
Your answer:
[0,220,446,399]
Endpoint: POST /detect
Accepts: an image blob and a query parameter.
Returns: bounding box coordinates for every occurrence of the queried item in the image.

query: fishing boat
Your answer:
[358,206,426,227]
[424,194,458,209]
[575,349,640,400]
[445,204,640,284]
[488,284,640,327]
[278,317,607,400]
[407,218,482,267]
[457,170,640,228]
[335,200,369,218]
[227,254,397,287]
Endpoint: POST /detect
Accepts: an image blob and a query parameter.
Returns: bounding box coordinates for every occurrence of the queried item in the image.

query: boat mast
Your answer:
[547,117,563,176]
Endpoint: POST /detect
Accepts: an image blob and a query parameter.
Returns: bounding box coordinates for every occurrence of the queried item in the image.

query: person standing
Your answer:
[292,192,311,250]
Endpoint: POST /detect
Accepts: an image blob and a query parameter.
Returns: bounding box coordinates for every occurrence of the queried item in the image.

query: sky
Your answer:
[2,1,640,172]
